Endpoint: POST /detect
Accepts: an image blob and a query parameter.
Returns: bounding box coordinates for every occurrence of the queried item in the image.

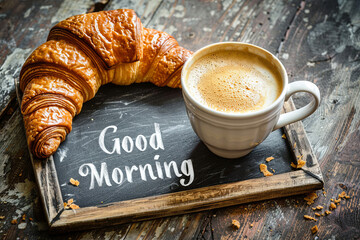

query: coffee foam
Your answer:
[186,50,282,113]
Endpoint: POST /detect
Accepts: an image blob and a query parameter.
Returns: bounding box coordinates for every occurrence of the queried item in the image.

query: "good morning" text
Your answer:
[78,123,195,189]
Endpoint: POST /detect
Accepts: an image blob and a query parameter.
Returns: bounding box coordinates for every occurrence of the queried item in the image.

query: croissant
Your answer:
[19,9,192,159]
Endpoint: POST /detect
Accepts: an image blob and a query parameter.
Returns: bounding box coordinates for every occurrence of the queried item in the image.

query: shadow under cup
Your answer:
[181,42,320,159]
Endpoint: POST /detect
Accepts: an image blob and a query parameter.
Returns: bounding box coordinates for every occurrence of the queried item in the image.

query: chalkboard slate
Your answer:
[15,80,323,232]
[53,83,293,207]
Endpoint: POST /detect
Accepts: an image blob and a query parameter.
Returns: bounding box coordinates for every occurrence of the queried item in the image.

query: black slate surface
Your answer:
[53,83,294,207]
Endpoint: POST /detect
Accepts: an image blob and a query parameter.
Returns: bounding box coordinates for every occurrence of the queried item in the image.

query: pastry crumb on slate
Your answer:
[69,178,80,186]
[291,155,306,169]
[64,198,80,210]
[259,164,273,176]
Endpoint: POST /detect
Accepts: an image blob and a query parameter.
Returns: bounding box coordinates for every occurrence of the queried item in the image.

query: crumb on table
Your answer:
[304,215,317,221]
[338,191,351,199]
[232,219,240,230]
[338,191,346,198]
[312,205,323,211]
[304,192,318,205]
[330,202,337,210]
[311,225,318,234]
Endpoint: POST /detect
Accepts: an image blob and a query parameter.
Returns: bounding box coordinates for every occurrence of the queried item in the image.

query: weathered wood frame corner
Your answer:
[15,78,323,232]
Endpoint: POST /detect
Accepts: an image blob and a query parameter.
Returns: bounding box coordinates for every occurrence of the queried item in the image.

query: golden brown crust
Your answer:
[23,107,72,158]
[20,39,101,101]
[19,9,192,159]
[138,28,173,83]
[22,76,84,116]
[49,9,143,68]
[153,45,193,88]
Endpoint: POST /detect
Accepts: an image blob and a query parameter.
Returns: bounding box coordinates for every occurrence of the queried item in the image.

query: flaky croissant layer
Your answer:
[19,9,192,158]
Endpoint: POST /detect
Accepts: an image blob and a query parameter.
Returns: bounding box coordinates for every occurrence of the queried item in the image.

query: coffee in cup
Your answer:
[185,50,283,114]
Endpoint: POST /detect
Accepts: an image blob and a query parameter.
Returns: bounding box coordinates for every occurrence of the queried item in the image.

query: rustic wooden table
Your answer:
[0,0,359,239]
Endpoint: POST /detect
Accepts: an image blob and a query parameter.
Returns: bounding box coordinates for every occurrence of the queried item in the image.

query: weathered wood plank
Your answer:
[132,0,301,53]
[0,108,47,239]
[275,0,360,238]
[49,167,321,232]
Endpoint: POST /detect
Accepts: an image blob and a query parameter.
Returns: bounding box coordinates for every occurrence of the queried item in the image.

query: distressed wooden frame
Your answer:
[15,79,323,232]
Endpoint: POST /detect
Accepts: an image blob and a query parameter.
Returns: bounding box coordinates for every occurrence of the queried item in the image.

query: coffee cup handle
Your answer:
[273,81,320,131]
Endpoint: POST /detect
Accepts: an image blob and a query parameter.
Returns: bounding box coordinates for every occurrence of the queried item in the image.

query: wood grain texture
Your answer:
[276,0,360,238]
[50,168,321,232]
[31,157,64,225]
[0,0,359,239]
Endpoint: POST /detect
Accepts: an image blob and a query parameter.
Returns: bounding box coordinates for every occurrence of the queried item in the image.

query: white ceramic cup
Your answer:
[181,42,320,158]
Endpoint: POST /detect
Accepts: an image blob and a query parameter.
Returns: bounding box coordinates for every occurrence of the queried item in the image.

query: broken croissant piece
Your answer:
[19,9,192,158]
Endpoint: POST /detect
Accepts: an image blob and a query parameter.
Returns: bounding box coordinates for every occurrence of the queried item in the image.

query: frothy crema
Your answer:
[185,50,282,113]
